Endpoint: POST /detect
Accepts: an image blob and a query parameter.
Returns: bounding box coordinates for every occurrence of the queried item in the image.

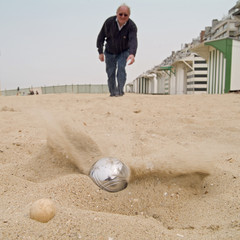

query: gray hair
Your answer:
[116,4,131,15]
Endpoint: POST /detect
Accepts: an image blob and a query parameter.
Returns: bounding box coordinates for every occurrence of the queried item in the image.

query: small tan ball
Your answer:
[30,198,56,223]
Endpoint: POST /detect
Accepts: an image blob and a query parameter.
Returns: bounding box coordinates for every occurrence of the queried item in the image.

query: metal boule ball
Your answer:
[89,157,130,193]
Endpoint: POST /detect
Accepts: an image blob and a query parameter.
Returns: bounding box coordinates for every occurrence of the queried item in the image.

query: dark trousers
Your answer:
[104,50,129,96]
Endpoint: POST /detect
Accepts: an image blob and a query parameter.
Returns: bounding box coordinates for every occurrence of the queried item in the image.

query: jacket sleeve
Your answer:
[128,22,138,56]
[96,22,107,54]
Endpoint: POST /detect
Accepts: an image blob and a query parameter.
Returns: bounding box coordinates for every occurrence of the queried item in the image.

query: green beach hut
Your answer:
[191,38,240,94]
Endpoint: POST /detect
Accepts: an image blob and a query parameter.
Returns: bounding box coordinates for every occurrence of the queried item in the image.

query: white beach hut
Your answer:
[167,53,208,95]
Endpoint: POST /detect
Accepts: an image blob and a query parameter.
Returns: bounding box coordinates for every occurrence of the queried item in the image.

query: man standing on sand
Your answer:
[97,4,138,97]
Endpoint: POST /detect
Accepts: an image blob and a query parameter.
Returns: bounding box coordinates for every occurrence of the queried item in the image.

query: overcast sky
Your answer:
[0,0,237,90]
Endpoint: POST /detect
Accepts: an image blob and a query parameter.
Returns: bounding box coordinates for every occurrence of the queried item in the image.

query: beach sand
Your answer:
[0,93,240,240]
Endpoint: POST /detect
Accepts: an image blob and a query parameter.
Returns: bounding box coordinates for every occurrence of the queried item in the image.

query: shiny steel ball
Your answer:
[89,157,130,193]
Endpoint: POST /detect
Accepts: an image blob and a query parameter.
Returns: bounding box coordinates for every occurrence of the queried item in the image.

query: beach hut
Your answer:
[127,67,173,95]
[186,55,208,95]
[171,61,187,95]
[191,38,240,93]
[153,66,174,94]
[127,73,157,94]
[128,52,208,96]
[166,53,208,95]
[136,74,155,94]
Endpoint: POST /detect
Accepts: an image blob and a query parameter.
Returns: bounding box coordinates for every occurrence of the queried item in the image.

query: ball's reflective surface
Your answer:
[89,157,130,193]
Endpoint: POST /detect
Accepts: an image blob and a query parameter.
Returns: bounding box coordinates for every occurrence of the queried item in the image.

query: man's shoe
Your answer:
[118,91,124,96]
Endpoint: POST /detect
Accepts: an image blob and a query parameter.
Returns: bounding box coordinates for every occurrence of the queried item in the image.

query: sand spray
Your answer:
[39,111,212,186]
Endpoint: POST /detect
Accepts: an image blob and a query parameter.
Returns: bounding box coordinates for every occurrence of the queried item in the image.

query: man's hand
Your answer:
[99,54,104,62]
[126,54,135,65]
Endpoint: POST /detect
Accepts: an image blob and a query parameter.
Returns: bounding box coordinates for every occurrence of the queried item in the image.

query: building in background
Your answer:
[204,1,240,41]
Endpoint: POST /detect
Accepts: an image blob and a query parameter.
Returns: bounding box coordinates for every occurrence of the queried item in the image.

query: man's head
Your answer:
[116,4,130,26]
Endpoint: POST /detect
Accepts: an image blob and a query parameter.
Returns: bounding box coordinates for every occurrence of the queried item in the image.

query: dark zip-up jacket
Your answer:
[97,16,138,56]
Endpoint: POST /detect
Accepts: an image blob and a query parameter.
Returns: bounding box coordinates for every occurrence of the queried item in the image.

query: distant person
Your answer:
[29,90,34,95]
[97,4,138,97]
[17,86,20,96]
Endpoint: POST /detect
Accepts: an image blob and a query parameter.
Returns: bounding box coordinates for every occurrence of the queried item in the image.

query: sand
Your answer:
[0,93,240,240]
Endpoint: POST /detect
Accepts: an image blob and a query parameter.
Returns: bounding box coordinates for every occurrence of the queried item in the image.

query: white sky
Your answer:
[0,0,237,90]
